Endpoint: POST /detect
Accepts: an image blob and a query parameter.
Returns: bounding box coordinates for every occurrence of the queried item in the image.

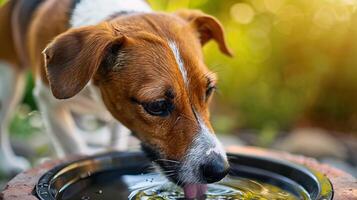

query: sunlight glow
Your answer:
[230,3,255,24]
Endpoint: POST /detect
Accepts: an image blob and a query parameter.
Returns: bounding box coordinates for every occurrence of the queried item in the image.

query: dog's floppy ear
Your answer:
[175,9,233,57]
[43,23,125,99]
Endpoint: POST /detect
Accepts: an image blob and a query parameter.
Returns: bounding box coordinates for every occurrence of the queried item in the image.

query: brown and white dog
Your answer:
[0,0,232,196]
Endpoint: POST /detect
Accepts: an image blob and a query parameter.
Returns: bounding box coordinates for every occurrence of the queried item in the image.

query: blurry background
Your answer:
[0,0,356,185]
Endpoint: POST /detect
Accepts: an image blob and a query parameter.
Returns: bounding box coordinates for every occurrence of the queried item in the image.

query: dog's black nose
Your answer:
[201,153,229,183]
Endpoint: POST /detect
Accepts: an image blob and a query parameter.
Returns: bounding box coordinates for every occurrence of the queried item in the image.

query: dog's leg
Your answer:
[33,79,90,156]
[0,61,30,174]
[109,121,131,151]
[87,82,132,151]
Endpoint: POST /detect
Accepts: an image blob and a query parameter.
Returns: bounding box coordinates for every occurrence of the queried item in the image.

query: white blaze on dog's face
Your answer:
[43,10,232,185]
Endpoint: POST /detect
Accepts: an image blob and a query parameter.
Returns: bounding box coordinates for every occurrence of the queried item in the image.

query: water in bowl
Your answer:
[59,172,309,200]
[126,173,309,200]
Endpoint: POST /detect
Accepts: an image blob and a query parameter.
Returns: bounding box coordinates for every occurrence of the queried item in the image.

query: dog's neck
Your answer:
[70,0,152,28]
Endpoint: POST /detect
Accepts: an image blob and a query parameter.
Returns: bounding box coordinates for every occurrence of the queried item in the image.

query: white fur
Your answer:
[70,0,152,28]
[199,119,226,157]
[179,112,227,183]
[0,61,30,173]
[168,41,188,85]
[33,78,89,156]
[33,78,131,156]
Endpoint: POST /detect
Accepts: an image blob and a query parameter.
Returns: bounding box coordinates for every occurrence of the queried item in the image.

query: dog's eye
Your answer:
[143,99,173,117]
[205,85,217,100]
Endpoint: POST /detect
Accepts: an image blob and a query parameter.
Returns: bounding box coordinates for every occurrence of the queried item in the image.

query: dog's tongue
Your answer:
[183,184,207,199]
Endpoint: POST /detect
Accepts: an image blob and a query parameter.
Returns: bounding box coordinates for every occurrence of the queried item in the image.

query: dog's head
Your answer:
[43,10,232,186]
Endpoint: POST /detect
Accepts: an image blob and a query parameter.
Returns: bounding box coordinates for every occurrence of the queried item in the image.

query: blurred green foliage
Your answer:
[149,0,357,133]
[2,0,356,136]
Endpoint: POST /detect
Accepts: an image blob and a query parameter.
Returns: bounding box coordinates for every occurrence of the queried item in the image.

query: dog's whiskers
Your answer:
[155,158,180,163]
[165,172,177,177]
[161,170,176,173]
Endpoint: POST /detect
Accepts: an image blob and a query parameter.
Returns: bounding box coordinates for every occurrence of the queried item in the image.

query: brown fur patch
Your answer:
[44,23,125,99]
[27,0,75,83]
[0,0,20,66]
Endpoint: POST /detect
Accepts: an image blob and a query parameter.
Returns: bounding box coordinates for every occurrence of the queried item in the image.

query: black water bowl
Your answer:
[36,151,333,200]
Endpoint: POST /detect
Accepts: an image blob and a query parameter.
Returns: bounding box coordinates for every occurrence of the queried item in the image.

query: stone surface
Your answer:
[273,128,348,159]
[1,147,357,200]
[0,156,80,200]
[321,158,357,178]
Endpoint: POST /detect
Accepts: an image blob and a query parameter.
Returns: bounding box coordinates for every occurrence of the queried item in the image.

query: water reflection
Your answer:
[125,173,307,200]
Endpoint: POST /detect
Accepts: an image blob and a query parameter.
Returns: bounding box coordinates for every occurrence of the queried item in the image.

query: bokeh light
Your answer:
[230,3,255,24]
[136,0,357,133]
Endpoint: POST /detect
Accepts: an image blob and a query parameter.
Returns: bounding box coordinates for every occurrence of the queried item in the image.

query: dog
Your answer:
[0,0,232,195]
